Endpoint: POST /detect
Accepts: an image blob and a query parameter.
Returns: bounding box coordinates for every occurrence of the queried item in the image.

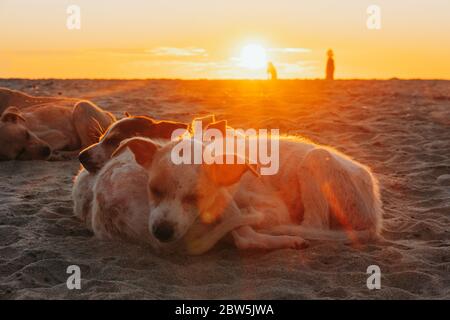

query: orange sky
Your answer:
[1,0,449,79]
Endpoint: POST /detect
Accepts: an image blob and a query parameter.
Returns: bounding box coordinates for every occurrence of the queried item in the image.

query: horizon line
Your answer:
[1,77,449,81]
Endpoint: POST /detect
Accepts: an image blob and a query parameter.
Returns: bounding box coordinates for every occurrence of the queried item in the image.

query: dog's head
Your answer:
[0,107,51,160]
[78,114,188,173]
[123,134,256,249]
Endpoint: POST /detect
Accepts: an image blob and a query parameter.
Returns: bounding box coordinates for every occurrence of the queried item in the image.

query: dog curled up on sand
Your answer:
[0,88,115,160]
[73,114,188,241]
[127,120,383,255]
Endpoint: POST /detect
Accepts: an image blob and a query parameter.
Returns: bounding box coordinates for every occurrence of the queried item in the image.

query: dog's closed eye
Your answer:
[105,137,121,145]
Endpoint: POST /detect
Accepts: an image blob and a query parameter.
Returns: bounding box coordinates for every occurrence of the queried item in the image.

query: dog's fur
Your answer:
[0,87,79,115]
[78,115,188,173]
[0,88,115,160]
[127,124,383,255]
[74,140,153,243]
[73,115,187,244]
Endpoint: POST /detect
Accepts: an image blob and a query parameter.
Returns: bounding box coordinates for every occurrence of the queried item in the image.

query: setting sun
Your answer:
[239,44,268,70]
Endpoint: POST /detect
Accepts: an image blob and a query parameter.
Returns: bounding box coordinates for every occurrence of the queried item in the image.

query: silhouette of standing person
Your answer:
[267,61,277,80]
[326,49,335,80]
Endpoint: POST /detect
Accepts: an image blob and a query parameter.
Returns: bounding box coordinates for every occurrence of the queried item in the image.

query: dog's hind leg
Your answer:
[72,101,116,148]
[232,226,308,250]
[297,148,332,229]
[297,147,382,239]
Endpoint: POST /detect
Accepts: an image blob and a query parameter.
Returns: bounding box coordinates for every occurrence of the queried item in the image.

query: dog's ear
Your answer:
[205,120,227,136]
[124,111,131,117]
[154,120,188,139]
[111,137,159,167]
[204,154,259,186]
[190,114,215,134]
[1,107,25,123]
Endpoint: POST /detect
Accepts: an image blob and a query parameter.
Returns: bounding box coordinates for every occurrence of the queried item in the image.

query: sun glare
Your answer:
[239,44,268,69]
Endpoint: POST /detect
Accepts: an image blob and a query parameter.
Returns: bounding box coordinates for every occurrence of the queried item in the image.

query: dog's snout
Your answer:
[152,220,175,242]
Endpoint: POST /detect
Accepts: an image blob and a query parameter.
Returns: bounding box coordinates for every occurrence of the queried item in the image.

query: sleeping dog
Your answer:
[125,120,383,254]
[0,87,79,115]
[73,114,188,242]
[78,114,188,173]
[74,139,154,243]
[0,87,115,160]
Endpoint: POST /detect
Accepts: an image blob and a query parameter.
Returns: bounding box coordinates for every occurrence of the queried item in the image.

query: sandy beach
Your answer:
[0,79,449,299]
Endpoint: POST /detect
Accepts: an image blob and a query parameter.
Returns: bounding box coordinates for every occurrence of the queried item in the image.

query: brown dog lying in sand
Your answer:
[0,88,115,160]
[78,113,188,173]
[0,87,79,115]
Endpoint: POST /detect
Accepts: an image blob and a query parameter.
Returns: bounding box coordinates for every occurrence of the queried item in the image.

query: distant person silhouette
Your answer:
[326,49,335,80]
[267,61,278,80]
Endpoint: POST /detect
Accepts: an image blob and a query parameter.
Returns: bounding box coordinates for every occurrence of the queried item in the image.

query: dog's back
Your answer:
[0,87,78,115]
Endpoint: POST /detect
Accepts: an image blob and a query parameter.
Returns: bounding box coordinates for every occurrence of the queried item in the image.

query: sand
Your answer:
[0,79,449,299]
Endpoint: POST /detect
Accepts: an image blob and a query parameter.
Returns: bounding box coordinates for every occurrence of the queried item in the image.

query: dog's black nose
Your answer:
[152,220,175,242]
[41,146,51,158]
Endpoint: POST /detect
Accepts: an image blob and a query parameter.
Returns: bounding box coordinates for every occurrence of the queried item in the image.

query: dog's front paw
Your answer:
[288,237,309,250]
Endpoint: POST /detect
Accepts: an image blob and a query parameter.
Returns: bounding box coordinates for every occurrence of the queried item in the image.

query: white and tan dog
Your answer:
[127,123,383,255]
[72,115,187,243]
[74,139,153,243]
